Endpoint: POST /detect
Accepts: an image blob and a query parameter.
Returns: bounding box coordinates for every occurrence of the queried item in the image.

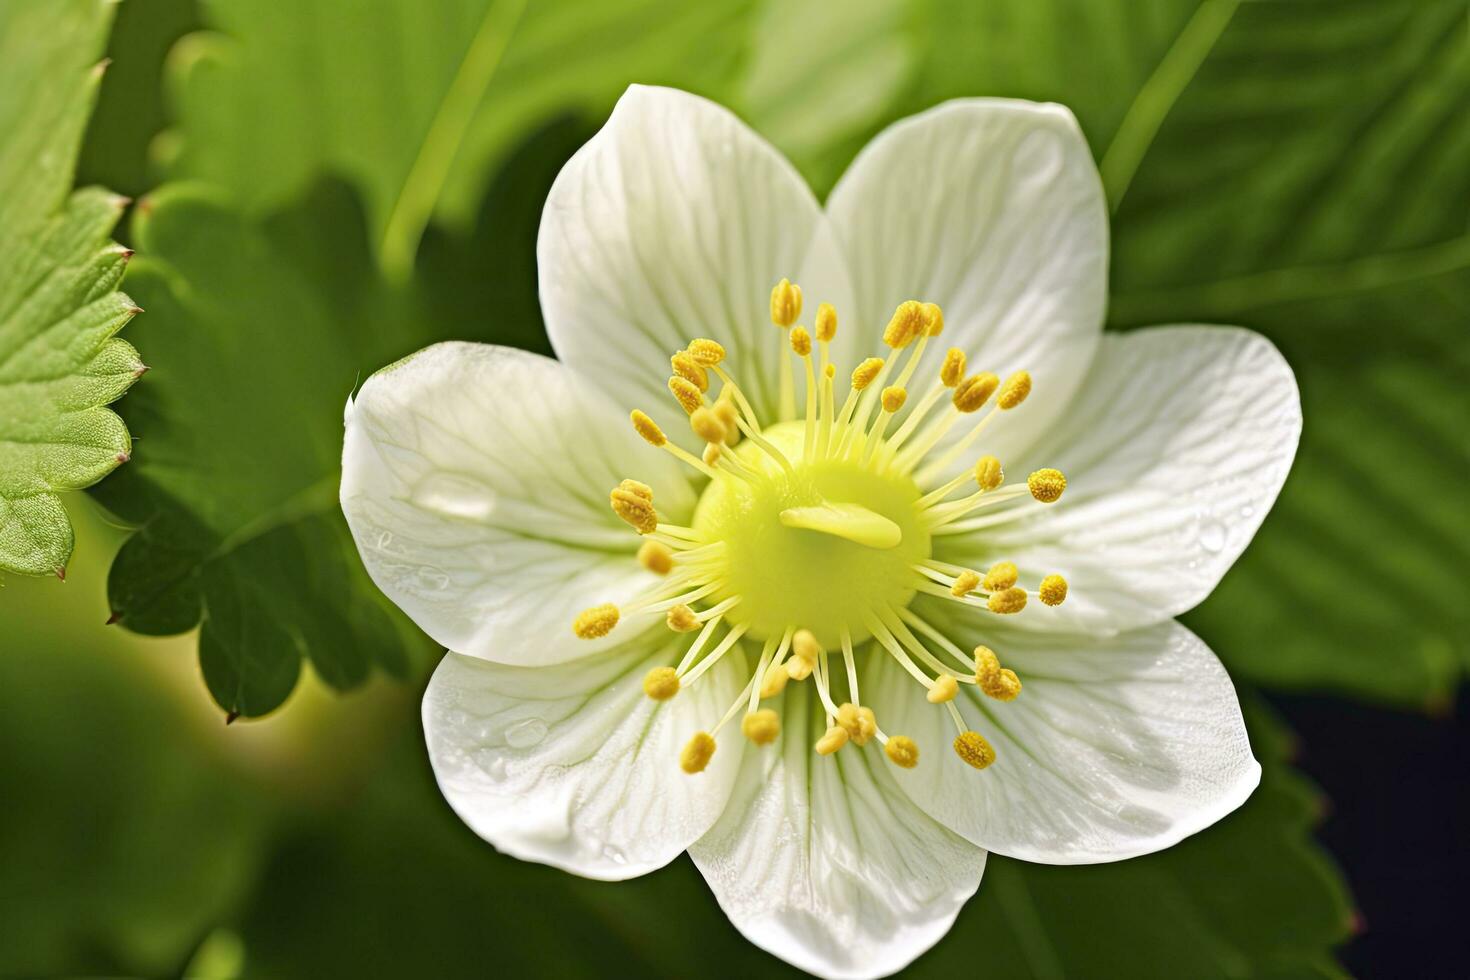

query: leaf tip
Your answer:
[54,565,66,581]
[116,450,131,464]
[224,709,241,725]
[133,362,150,378]
[91,57,112,80]
[126,305,145,317]
[105,611,122,625]
[1348,910,1367,936]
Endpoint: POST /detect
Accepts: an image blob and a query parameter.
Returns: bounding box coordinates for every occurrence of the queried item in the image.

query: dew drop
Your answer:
[475,749,509,782]
[411,472,497,522]
[1199,521,1227,554]
[1240,505,1256,519]
[505,717,548,749]
[414,566,451,591]
[601,843,628,866]
[375,530,394,550]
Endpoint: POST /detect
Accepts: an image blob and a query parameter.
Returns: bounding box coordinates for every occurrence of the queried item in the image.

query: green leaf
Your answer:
[93,119,592,715]
[0,0,141,577]
[1099,0,1470,706]
[163,0,753,278]
[225,702,1349,978]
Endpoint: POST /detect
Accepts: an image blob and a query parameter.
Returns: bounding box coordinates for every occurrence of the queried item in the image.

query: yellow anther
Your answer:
[988,587,1027,615]
[742,708,781,745]
[790,326,812,357]
[926,674,959,704]
[668,375,704,415]
[953,731,996,770]
[681,732,716,773]
[815,302,837,342]
[643,666,680,701]
[885,735,920,768]
[617,478,653,502]
[996,370,1032,409]
[670,350,709,392]
[974,455,1003,491]
[975,646,1022,701]
[760,661,789,699]
[712,397,740,445]
[982,561,1018,592]
[770,278,802,327]
[786,629,820,680]
[851,357,884,390]
[690,406,726,444]
[883,300,926,348]
[921,302,944,337]
[953,372,999,413]
[702,442,723,466]
[881,385,908,413]
[573,603,619,639]
[951,570,980,597]
[687,339,725,367]
[637,540,674,575]
[1028,468,1066,503]
[666,603,701,633]
[815,725,849,755]
[610,487,658,534]
[940,348,966,388]
[1039,573,1069,606]
[630,409,666,446]
[824,363,835,380]
[837,702,877,746]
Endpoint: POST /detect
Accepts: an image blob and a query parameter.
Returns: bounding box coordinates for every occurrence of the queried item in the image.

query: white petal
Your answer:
[867,614,1259,864]
[937,326,1301,633]
[539,85,856,433]
[423,631,748,881]
[825,99,1107,459]
[341,342,695,666]
[688,685,985,979]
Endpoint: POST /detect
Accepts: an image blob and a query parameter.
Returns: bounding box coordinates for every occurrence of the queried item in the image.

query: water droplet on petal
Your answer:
[414,566,451,591]
[602,843,628,866]
[1240,505,1255,519]
[411,472,497,522]
[1199,521,1226,554]
[505,717,548,749]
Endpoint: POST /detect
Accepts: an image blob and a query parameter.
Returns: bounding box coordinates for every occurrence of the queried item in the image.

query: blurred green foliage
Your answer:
[8,0,1468,973]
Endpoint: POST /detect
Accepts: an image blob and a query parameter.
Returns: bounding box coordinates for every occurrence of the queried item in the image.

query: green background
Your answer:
[4,0,1466,975]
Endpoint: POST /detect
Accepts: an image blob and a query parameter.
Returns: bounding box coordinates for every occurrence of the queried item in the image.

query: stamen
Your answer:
[953,731,996,769]
[884,735,919,768]
[815,725,848,755]
[630,410,666,446]
[1039,574,1069,606]
[953,373,1000,413]
[926,674,959,703]
[610,486,658,534]
[690,406,727,444]
[680,623,751,685]
[996,370,1032,409]
[815,302,837,342]
[1027,468,1067,503]
[572,603,619,639]
[686,338,725,366]
[792,326,818,460]
[637,540,674,575]
[982,561,1018,591]
[668,375,704,415]
[769,278,802,328]
[987,587,1027,615]
[975,645,1022,701]
[836,702,877,746]
[787,628,820,680]
[712,396,741,446]
[851,357,884,391]
[643,666,680,700]
[681,732,716,773]
[975,455,1003,491]
[940,348,966,388]
[882,301,926,349]
[666,603,701,632]
[741,709,781,745]
[671,351,709,392]
[950,570,980,597]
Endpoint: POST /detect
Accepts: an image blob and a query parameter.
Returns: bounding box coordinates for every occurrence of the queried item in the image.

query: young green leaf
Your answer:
[0,0,141,577]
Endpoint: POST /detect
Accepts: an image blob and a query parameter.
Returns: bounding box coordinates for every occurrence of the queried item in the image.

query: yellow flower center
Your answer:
[572,280,1072,776]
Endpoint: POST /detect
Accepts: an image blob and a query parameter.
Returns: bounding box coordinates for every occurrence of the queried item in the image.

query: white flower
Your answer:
[340,86,1300,979]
